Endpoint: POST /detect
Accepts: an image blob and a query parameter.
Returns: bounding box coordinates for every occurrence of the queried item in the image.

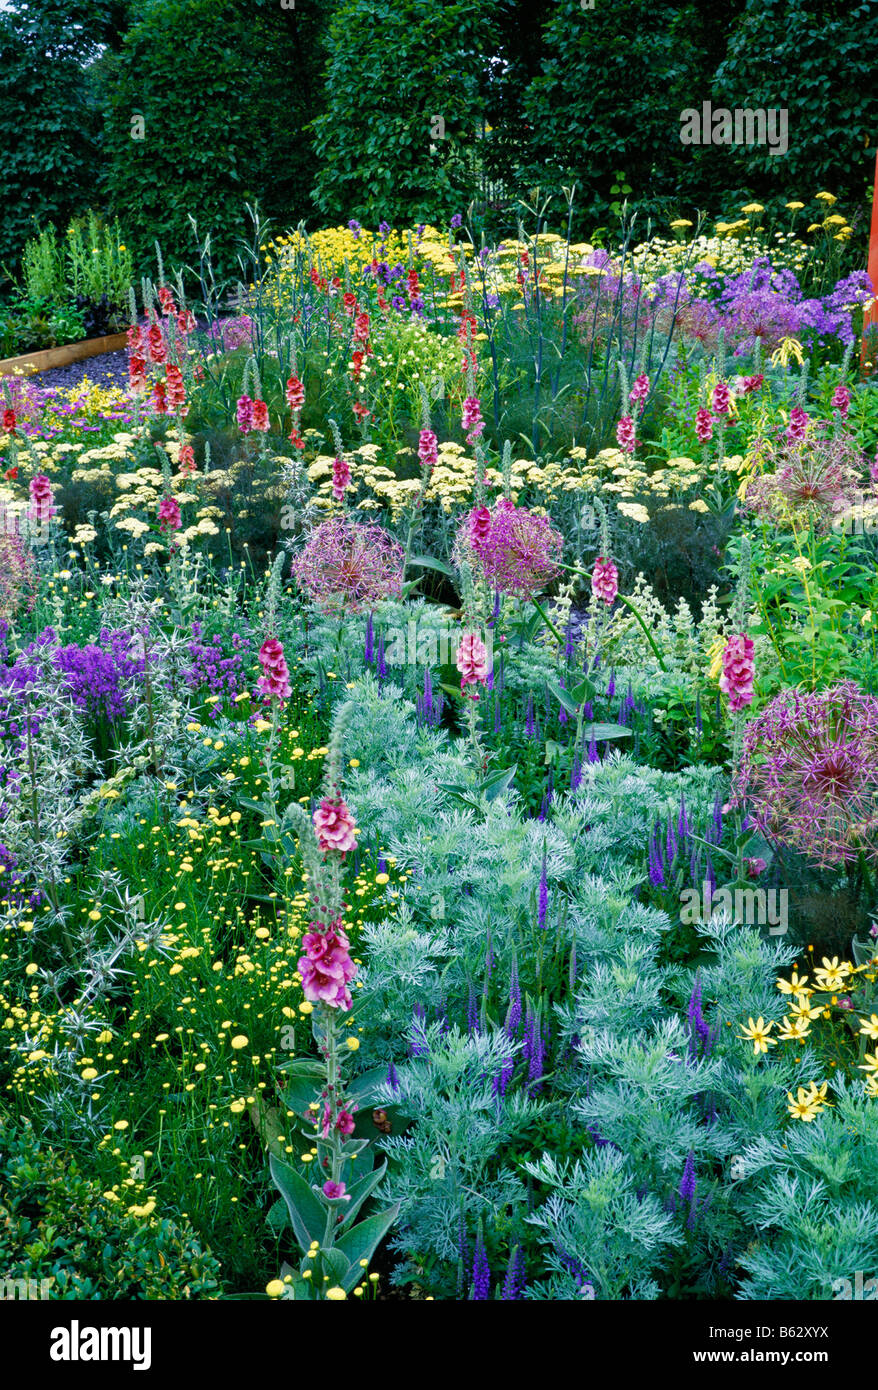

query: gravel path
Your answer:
[32,348,129,393]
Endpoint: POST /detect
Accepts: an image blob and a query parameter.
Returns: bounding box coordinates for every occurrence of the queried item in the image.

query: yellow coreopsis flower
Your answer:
[739,1017,776,1054]
[858,1014,878,1041]
[813,956,852,990]
[777,970,809,996]
[787,1087,820,1122]
[777,1015,811,1042]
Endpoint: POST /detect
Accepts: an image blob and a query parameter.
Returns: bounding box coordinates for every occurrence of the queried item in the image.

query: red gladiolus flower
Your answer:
[251,399,269,432]
[176,309,195,334]
[158,286,177,316]
[2,408,16,434]
[353,312,371,344]
[127,324,144,354]
[128,356,147,393]
[178,445,196,474]
[151,381,168,415]
[285,374,305,411]
[165,364,186,413]
[147,323,166,364]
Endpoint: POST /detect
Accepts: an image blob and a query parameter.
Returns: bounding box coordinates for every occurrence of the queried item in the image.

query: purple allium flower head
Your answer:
[733,681,878,866]
[291,516,404,615]
[454,500,563,600]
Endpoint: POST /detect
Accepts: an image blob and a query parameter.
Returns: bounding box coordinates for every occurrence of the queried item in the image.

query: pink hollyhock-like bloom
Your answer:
[742,374,764,393]
[787,405,809,442]
[285,374,305,411]
[467,505,492,553]
[322,1180,349,1200]
[158,494,181,532]
[251,399,270,432]
[298,924,357,1009]
[629,373,650,405]
[335,1109,355,1136]
[331,454,351,501]
[353,311,370,344]
[157,286,176,316]
[831,385,850,418]
[236,395,254,433]
[127,324,143,354]
[616,415,636,453]
[591,555,619,605]
[178,444,196,474]
[176,309,195,335]
[313,797,357,854]
[719,633,755,711]
[462,395,484,443]
[147,322,166,364]
[871,450,878,492]
[28,474,54,522]
[256,636,292,701]
[3,408,16,434]
[712,381,731,415]
[151,381,168,415]
[456,631,489,689]
[745,856,767,878]
[695,407,714,443]
[418,428,438,471]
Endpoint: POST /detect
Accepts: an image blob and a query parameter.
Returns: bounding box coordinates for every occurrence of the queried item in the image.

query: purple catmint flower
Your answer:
[525,693,535,739]
[472,1227,490,1299]
[410,1004,428,1057]
[501,1245,526,1301]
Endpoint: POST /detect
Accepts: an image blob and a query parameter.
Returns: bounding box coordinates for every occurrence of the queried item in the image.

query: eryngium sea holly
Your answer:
[733,681,878,867]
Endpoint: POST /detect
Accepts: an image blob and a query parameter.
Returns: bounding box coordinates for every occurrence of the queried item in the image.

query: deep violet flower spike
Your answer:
[679,1150,697,1205]
[538,845,548,930]
[471,1229,491,1300]
[501,1245,526,1301]
[364,612,374,664]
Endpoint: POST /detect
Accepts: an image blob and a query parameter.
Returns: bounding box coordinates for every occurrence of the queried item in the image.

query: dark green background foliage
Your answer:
[0,0,130,280]
[0,0,875,282]
[100,0,334,279]
[310,0,504,226]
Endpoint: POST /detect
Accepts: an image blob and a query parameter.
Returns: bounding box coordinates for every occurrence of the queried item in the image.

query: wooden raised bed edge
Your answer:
[0,331,129,377]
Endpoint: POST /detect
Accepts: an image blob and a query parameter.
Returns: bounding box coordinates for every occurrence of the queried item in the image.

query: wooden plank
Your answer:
[0,331,129,377]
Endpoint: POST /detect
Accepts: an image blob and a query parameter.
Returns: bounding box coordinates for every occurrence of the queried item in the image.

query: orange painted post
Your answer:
[861,149,878,374]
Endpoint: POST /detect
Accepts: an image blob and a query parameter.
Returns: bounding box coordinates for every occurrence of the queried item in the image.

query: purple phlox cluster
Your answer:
[52,626,147,724]
[183,622,249,706]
